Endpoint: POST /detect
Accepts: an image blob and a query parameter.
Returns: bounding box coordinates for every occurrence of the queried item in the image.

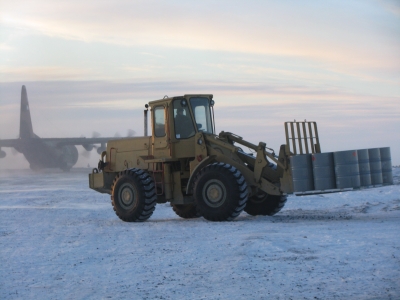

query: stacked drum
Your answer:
[333,150,360,189]
[290,147,393,193]
[357,149,371,187]
[380,147,393,185]
[291,154,314,192]
[311,152,336,190]
[368,148,383,185]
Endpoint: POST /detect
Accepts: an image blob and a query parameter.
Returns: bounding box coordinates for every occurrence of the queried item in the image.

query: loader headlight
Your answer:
[181,99,187,107]
[210,100,215,107]
[197,138,203,145]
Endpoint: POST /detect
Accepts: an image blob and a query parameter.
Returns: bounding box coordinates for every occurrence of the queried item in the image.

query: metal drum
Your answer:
[357,149,371,187]
[368,148,383,185]
[311,152,336,190]
[291,154,314,192]
[380,147,393,185]
[333,150,360,189]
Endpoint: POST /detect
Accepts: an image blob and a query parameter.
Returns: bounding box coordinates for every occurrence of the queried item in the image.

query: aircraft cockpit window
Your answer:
[154,106,166,137]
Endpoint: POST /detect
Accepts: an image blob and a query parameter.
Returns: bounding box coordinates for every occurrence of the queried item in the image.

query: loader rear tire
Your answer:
[244,191,287,216]
[193,163,248,221]
[111,169,157,222]
[172,204,201,219]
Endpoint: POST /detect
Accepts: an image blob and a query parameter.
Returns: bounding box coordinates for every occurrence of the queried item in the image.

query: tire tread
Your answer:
[193,163,248,221]
[110,168,157,222]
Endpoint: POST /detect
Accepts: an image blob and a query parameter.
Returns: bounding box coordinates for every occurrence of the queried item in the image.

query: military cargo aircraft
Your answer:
[0,85,119,171]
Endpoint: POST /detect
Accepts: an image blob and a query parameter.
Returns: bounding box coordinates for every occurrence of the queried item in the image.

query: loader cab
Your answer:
[170,95,214,158]
[173,96,215,140]
[149,94,214,159]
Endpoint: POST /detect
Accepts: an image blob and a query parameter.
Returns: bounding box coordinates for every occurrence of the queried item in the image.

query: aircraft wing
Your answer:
[0,137,119,148]
[0,139,24,148]
[38,137,119,146]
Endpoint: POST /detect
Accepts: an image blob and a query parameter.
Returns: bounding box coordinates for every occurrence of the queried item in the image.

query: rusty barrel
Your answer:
[333,150,360,189]
[357,149,371,187]
[380,147,393,185]
[291,154,314,192]
[368,148,383,185]
[311,152,336,190]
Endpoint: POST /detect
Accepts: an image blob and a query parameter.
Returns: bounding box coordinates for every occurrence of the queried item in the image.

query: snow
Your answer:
[1,168,399,299]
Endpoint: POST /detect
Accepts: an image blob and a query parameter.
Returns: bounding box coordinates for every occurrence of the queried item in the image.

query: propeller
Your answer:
[80,132,99,157]
[80,130,135,158]
[114,129,136,138]
[127,129,136,137]
[92,131,101,138]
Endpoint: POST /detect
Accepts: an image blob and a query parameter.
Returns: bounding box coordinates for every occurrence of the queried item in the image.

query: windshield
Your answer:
[189,97,214,134]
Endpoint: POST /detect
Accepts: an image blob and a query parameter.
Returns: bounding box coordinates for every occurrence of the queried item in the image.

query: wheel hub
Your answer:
[203,179,226,208]
[118,183,137,210]
[122,189,132,204]
[208,186,221,200]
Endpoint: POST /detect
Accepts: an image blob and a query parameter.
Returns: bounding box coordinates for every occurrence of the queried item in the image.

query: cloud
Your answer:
[0,66,98,81]
[0,43,14,51]
[1,1,399,76]
[378,0,400,16]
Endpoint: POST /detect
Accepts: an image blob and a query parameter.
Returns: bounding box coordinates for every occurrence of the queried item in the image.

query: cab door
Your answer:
[152,105,170,157]
[170,98,196,158]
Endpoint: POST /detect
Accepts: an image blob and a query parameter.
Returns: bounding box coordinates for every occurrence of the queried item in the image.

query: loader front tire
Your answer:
[111,169,157,222]
[244,191,287,216]
[172,204,201,219]
[193,163,248,221]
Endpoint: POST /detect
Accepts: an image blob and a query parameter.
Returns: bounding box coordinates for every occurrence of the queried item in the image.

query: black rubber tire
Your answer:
[172,204,201,219]
[193,162,248,221]
[111,169,157,222]
[244,191,287,216]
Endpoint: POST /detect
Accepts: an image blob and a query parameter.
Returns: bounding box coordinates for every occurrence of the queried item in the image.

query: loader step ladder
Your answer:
[285,121,321,155]
[151,162,164,196]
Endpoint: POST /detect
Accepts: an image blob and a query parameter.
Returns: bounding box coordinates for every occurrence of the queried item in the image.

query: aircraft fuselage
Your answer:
[0,85,114,171]
[14,137,78,171]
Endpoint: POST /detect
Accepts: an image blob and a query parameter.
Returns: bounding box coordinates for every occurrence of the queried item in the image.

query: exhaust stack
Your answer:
[144,104,149,136]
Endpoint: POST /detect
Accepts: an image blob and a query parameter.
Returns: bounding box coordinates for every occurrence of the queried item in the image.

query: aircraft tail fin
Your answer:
[19,85,35,139]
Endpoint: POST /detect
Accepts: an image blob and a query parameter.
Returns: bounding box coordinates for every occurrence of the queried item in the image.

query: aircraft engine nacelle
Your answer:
[97,143,106,154]
[60,145,79,171]
[83,144,94,152]
[0,150,6,159]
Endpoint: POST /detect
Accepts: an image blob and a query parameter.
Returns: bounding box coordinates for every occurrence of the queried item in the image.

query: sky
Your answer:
[0,0,399,168]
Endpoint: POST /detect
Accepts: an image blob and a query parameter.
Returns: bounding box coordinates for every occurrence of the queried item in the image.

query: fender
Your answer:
[185,155,216,194]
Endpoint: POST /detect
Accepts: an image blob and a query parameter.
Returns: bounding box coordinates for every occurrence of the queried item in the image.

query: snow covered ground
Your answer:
[1,168,399,299]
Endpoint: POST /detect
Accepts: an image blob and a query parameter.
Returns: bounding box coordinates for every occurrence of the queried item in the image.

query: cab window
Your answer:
[154,106,166,137]
[190,97,213,134]
[173,100,195,139]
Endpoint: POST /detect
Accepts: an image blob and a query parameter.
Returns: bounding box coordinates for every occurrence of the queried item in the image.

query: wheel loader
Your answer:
[89,94,320,222]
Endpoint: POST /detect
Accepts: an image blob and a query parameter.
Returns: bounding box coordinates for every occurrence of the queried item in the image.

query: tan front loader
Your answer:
[88,94,319,222]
